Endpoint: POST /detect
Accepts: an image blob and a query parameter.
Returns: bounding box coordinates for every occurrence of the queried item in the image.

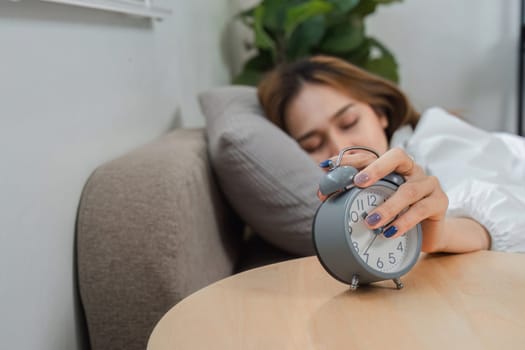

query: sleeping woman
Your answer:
[257,55,525,253]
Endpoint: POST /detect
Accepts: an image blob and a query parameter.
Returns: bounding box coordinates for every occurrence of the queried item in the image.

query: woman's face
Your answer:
[285,83,390,163]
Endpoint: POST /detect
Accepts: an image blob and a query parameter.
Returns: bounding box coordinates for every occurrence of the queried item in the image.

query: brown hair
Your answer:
[257,55,420,141]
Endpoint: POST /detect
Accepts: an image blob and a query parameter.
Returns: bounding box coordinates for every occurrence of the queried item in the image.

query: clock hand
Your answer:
[363,232,379,256]
[361,211,383,255]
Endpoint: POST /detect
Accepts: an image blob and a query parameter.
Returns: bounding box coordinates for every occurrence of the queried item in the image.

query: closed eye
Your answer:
[340,119,358,130]
[300,135,324,153]
[339,116,359,130]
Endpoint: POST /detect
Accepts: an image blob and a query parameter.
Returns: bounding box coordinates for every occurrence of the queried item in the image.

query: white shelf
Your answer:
[39,0,172,19]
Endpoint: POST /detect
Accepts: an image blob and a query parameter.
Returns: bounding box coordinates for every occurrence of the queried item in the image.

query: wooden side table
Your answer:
[148,251,525,350]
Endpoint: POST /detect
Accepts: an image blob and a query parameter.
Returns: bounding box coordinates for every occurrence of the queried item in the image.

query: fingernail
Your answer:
[319,159,333,168]
[365,213,381,226]
[383,226,398,238]
[354,172,369,185]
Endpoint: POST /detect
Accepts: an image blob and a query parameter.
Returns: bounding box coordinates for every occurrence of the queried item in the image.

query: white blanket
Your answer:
[391,107,525,252]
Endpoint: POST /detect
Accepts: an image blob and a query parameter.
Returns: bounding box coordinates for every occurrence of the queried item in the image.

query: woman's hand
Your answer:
[319,147,450,253]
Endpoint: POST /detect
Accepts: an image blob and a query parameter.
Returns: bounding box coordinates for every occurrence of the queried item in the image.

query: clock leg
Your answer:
[393,278,404,290]
[350,274,359,290]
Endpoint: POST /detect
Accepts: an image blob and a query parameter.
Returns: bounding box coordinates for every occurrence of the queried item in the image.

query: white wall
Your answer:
[0,1,240,349]
[367,0,519,132]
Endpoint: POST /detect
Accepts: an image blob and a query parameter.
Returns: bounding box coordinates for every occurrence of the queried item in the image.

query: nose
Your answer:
[326,131,351,156]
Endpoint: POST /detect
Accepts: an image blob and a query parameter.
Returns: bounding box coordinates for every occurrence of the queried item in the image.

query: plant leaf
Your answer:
[368,37,396,61]
[233,68,263,86]
[254,5,277,56]
[244,50,275,71]
[363,37,399,82]
[262,0,298,32]
[341,38,371,65]
[319,16,364,53]
[287,15,326,59]
[284,0,333,38]
[374,0,402,4]
[326,0,359,13]
[232,51,274,86]
[350,0,377,16]
[364,56,399,82]
[351,0,401,17]
[234,0,402,86]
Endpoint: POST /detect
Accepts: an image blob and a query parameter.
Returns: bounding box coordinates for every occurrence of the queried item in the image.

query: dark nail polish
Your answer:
[354,172,369,185]
[366,213,381,226]
[319,159,333,168]
[383,226,398,238]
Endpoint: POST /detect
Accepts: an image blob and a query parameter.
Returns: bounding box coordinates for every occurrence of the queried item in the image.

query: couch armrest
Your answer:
[76,128,243,350]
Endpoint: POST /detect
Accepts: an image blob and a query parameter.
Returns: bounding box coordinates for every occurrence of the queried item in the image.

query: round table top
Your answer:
[148,251,525,350]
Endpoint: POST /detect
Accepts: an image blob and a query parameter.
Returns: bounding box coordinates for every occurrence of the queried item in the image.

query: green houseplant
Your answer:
[233,0,402,86]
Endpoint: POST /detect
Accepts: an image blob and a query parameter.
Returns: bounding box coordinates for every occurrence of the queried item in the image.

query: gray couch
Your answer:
[76,129,293,350]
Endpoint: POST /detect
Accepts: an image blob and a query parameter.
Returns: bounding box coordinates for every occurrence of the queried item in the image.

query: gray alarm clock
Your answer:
[313,146,422,290]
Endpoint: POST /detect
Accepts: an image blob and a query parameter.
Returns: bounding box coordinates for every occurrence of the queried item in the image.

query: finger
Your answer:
[364,176,440,229]
[336,152,378,170]
[319,152,378,171]
[353,148,424,187]
[381,193,447,239]
[317,189,329,202]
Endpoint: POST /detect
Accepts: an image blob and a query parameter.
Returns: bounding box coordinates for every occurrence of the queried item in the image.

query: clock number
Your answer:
[388,252,396,264]
[347,225,353,235]
[352,241,359,253]
[367,194,377,207]
[397,242,404,252]
[363,252,370,264]
[356,199,364,211]
[376,257,384,270]
[350,211,359,223]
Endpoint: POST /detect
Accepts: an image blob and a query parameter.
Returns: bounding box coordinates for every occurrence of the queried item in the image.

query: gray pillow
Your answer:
[199,86,323,256]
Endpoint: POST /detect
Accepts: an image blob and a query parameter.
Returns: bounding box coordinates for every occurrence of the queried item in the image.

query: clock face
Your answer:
[346,184,417,274]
